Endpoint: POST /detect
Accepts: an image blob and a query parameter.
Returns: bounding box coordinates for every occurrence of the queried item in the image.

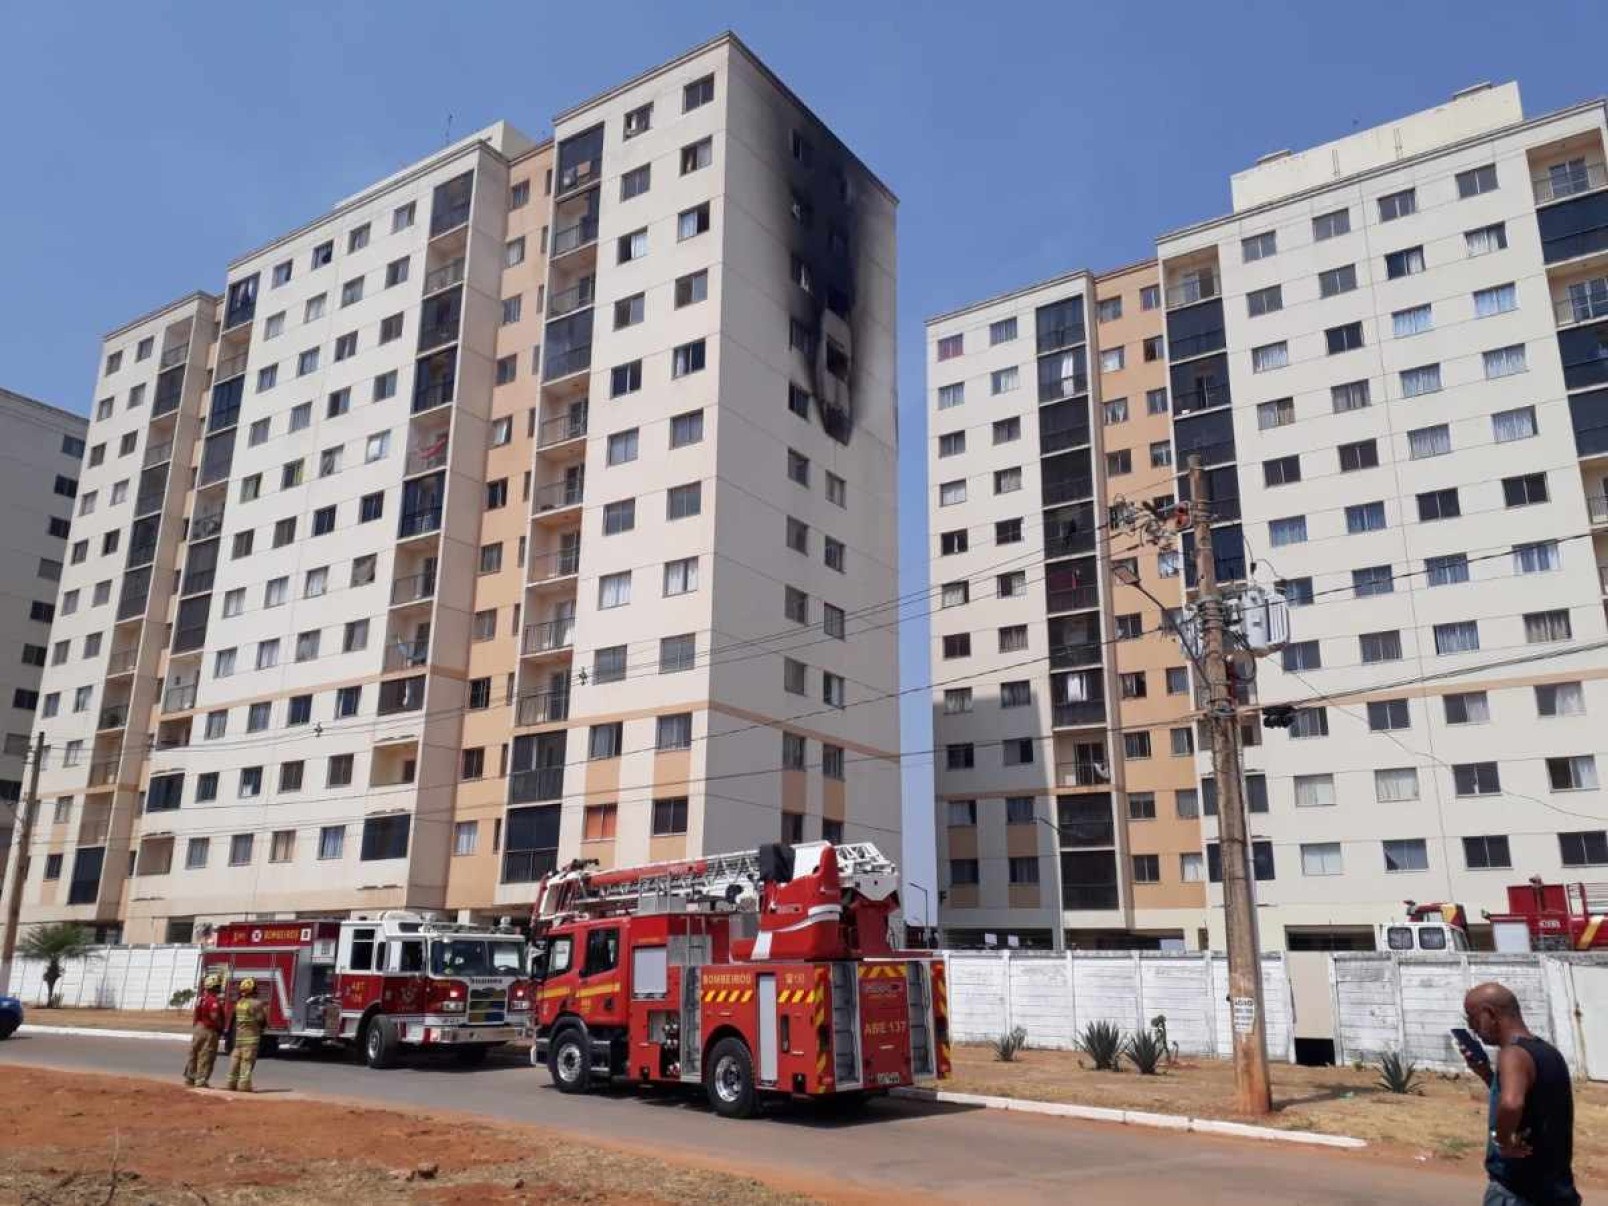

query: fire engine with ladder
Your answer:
[527,840,950,1117]
[201,912,532,1067]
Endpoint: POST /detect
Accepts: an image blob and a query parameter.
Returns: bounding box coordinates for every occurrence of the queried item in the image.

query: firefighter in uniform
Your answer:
[182,975,227,1087]
[226,977,269,1092]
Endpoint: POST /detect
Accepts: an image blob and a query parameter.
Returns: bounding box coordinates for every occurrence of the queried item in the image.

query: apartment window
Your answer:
[999,680,1032,709]
[1169,727,1194,756]
[1176,790,1200,820]
[1464,836,1512,871]
[1281,640,1321,672]
[990,366,1019,395]
[1421,554,1467,588]
[588,723,624,761]
[598,571,631,609]
[683,73,714,110]
[1457,164,1499,197]
[1367,698,1411,732]
[661,555,699,597]
[787,448,811,484]
[1401,425,1454,464]
[667,482,702,520]
[1246,284,1282,317]
[658,633,696,674]
[470,609,497,642]
[592,646,626,685]
[993,417,1021,446]
[672,270,710,312]
[1140,284,1161,309]
[617,229,648,264]
[677,203,711,241]
[1434,620,1481,655]
[1514,540,1562,575]
[1318,264,1357,297]
[1444,691,1490,726]
[1326,322,1364,354]
[1251,341,1288,372]
[1537,682,1586,717]
[229,835,254,866]
[1382,839,1429,874]
[334,688,360,719]
[1525,609,1573,644]
[1241,230,1276,262]
[1258,398,1294,430]
[941,633,971,660]
[1385,246,1426,280]
[1335,438,1379,473]
[1103,397,1129,425]
[1416,488,1460,522]
[1483,344,1527,378]
[619,164,651,202]
[1268,515,1307,546]
[1289,707,1329,738]
[1474,282,1518,318]
[1560,832,1608,867]
[1503,473,1548,507]
[257,365,278,391]
[1548,755,1599,792]
[1344,501,1386,534]
[499,235,526,267]
[1262,455,1300,487]
[994,467,1023,494]
[1097,296,1123,322]
[239,766,263,798]
[1360,629,1402,663]
[989,317,1018,345]
[1294,774,1336,808]
[1113,613,1143,641]
[936,334,964,362]
[1124,731,1152,760]
[680,137,713,175]
[781,731,807,772]
[1466,223,1508,256]
[1378,188,1416,221]
[1392,303,1433,338]
[822,672,846,709]
[1100,347,1124,372]
[1299,843,1343,878]
[1313,208,1351,240]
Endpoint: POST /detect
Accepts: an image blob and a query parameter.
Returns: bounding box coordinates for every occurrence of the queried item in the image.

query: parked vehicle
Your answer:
[1488,880,1608,951]
[0,994,21,1039]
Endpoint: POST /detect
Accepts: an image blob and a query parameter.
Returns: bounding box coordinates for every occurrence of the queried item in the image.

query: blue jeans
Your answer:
[1484,1184,1527,1206]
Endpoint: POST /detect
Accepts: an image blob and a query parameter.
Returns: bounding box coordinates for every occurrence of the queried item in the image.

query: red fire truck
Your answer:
[202,912,532,1067]
[528,841,949,1118]
[1488,880,1608,951]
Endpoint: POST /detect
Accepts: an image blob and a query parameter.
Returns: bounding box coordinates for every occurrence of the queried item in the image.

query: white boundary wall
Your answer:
[943,950,1296,1061]
[11,945,201,1010]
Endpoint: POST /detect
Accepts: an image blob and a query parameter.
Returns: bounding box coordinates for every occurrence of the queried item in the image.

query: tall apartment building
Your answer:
[0,388,87,853]
[15,33,898,944]
[932,82,1608,951]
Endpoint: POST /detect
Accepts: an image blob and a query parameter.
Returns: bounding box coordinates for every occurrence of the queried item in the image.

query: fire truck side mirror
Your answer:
[758,842,795,885]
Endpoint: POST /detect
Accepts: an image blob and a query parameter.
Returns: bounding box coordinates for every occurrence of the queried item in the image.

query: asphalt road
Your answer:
[1,1031,1480,1204]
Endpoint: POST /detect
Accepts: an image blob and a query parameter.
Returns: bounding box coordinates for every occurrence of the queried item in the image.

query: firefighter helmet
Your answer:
[238,977,257,994]
[202,974,221,991]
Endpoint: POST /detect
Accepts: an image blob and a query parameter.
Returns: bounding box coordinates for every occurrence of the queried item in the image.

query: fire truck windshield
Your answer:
[429,938,526,978]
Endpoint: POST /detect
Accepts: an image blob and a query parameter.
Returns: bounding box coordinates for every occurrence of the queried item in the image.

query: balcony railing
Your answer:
[1046,585,1100,613]
[412,378,455,415]
[423,258,465,295]
[116,587,149,622]
[1055,761,1112,789]
[1172,383,1231,416]
[417,320,460,354]
[135,487,167,517]
[530,545,581,582]
[1037,372,1088,404]
[106,647,139,675]
[390,571,437,606]
[171,622,207,654]
[430,200,471,236]
[534,477,585,513]
[1053,701,1106,727]
[1556,281,1608,325]
[405,438,449,476]
[163,682,198,712]
[1054,820,1116,848]
[126,540,157,570]
[1042,476,1094,506]
[216,350,248,381]
[97,705,129,731]
[181,567,215,596]
[502,848,559,884]
[551,216,599,258]
[547,277,596,319]
[143,438,174,468]
[1050,641,1103,669]
[1168,328,1226,361]
[383,639,431,673]
[543,345,592,382]
[87,758,120,788]
[159,344,187,369]
[509,766,564,804]
[557,157,601,196]
[190,508,225,541]
[398,508,443,539]
[515,689,570,727]
[152,383,183,418]
[1040,424,1091,456]
[538,406,589,448]
[522,619,575,656]
[1591,495,1608,525]
[1533,160,1608,205]
[1166,274,1220,309]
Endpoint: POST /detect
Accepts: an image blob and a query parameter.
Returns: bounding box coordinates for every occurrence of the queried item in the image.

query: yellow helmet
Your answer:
[202,974,221,991]
[238,977,257,994]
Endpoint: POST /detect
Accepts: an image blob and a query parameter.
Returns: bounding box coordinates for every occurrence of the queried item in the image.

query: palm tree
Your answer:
[18,921,93,1007]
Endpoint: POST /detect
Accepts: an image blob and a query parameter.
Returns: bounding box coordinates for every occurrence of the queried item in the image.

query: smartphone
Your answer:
[1451,1026,1490,1070]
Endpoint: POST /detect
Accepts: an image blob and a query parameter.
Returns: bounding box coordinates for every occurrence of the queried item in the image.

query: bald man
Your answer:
[1461,982,1579,1206]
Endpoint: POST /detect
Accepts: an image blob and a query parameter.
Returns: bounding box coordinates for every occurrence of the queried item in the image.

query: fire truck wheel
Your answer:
[549,1028,591,1093]
[363,1016,399,1069]
[705,1037,758,1119]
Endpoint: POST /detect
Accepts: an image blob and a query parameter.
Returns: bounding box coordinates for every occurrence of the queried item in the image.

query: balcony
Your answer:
[1166,274,1220,309]
[1172,383,1231,416]
[1557,279,1608,326]
[430,172,473,236]
[171,621,207,655]
[423,258,465,295]
[537,405,588,448]
[87,758,120,789]
[1590,495,1608,525]
[533,476,584,515]
[181,566,215,596]
[1534,160,1608,205]
[543,345,591,382]
[1037,370,1088,404]
[1043,475,1093,507]
[138,437,173,469]
[190,507,225,541]
[390,570,437,606]
[152,377,183,418]
[106,646,139,676]
[418,318,460,354]
[215,350,248,381]
[126,538,157,570]
[557,155,601,197]
[1046,584,1099,613]
[383,638,431,673]
[515,689,570,727]
[405,435,449,477]
[377,675,426,715]
[509,766,564,804]
[163,681,198,712]
[1040,423,1091,456]
[529,545,580,583]
[502,849,559,884]
[551,216,599,259]
[116,584,150,623]
[1053,701,1106,728]
[1055,761,1112,789]
[398,508,443,539]
[412,376,455,415]
[1050,642,1103,669]
[159,344,187,369]
[1168,327,1226,361]
[522,619,575,657]
[97,704,129,731]
[547,277,596,319]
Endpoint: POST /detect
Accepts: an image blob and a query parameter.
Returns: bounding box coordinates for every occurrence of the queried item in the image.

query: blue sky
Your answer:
[3,1,1603,914]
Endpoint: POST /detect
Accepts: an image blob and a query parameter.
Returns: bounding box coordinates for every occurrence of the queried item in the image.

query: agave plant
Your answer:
[1376,1050,1425,1095]
[992,1025,1028,1062]
[1079,1020,1124,1071]
[1126,1029,1167,1075]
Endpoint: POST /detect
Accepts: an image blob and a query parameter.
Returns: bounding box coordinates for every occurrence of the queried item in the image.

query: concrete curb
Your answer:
[21,1025,189,1043]
[891,1087,1367,1150]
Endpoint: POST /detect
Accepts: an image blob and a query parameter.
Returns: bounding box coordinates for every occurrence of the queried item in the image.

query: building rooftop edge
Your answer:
[553,30,898,205]
[103,290,218,342]
[924,267,1095,328]
[0,385,88,427]
[1157,95,1608,248]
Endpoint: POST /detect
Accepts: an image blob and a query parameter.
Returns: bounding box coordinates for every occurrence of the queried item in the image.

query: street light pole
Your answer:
[906,880,931,948]
[0,732,46,995]
[1187,456,1272,1115]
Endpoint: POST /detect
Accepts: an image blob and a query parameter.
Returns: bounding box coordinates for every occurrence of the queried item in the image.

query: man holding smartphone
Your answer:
[1461,981,1581,1206]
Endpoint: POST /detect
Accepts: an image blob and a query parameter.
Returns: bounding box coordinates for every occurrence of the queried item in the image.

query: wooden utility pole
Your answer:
[0,731,46,994]
[1188,457,1272,1115]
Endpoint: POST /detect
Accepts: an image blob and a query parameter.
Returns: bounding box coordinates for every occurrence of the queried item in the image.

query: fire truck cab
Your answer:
[203,912,531,1067]
[529,841,949,1118]
[1488,880,1608,951]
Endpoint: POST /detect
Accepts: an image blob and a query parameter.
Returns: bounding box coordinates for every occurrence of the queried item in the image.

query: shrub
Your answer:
[1126,1029,1167,1075]
[1376,1050,1425,1095]
[170,988,196,1010]
[1078,1020,1124,1071]
[992,1025,1028,1062]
